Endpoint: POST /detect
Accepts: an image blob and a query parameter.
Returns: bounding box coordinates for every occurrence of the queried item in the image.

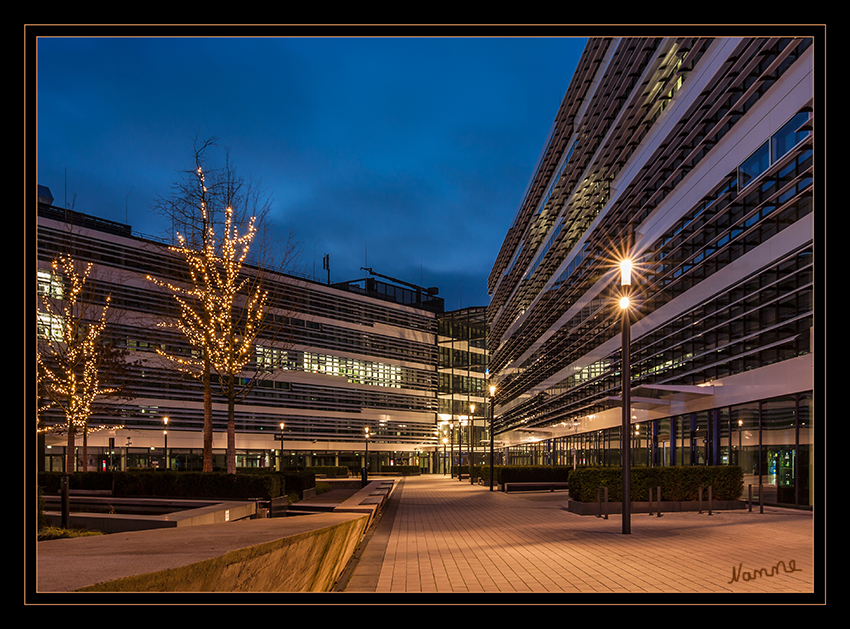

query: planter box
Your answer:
[567,499,747,516]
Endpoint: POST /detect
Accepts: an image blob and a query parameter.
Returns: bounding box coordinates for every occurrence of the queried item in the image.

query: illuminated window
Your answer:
[37,311,63,341]
[37,269,63,299]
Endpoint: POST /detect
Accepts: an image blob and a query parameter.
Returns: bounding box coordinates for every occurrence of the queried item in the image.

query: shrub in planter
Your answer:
[567,466,743,502]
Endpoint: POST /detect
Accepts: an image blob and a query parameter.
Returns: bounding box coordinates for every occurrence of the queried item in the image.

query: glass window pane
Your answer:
[731,403,759,489]
[772,111,811,161]
[762,395,798,505]
[739,141,770,189]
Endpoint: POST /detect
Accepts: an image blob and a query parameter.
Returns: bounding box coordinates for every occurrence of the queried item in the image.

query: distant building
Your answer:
[36,196,462,473]
[487,36,816,507]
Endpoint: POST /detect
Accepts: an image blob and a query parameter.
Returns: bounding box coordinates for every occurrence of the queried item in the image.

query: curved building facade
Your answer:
[487,36,817,507]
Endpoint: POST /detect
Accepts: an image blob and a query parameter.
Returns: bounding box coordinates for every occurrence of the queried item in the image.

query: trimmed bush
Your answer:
[380,465,420,476]
[37,470,285,501]
[478,465,572,485]
[305,466,349,477]
[567,466,743,502]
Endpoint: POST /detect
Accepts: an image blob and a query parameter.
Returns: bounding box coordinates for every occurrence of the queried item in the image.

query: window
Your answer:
[738,111,811,190]
[37,311,63,341]
[37,269,63,299]
[772,112,810,161]
[256,345,291,370]
[738,141,770,189]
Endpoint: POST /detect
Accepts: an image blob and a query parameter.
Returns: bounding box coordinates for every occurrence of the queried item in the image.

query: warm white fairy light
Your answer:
[36,254,119,470]
[147,164,270,473]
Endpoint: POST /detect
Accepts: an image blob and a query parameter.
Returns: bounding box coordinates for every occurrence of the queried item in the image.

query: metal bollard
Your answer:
[597,486,608,519]
[648,487,654,516]
[657,486,662,517]
[60,474,69,529]
[748,484,753,512]
[699,485,703,514]
[603,486,608,520]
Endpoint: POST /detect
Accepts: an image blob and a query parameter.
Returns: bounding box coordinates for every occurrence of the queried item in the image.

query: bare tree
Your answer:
[36,254,123,473]
[150,138,300,473]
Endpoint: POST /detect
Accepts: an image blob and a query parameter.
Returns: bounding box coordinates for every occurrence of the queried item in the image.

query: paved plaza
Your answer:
[340,474,821,599]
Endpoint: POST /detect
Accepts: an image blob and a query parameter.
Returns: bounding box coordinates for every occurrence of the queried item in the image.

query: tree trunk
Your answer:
[226,378,236,474]
[202,359,214,472]
[81,425,88,472]
[65,423,75,474]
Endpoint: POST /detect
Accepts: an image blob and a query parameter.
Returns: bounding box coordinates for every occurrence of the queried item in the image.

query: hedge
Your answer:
[567,466,743,502]
[380,465,421,476]
[37,470,286,501]
[478,465,572,485]
[305,466,349,477]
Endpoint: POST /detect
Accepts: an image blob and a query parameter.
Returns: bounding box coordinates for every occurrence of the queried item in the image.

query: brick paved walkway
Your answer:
[341,475,820,598]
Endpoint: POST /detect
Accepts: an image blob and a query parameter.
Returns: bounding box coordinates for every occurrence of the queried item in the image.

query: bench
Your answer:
[503,482,569,493]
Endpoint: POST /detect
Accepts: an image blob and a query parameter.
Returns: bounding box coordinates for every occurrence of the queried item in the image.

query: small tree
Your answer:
[36,254,120,473]
[205,207,269,474]
[150,138,299,473]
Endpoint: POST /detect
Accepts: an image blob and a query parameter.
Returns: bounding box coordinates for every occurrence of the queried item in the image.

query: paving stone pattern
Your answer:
[342,475,818,597]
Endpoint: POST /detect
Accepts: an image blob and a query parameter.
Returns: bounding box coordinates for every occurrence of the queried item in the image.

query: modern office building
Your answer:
[487,36,817,507]
[36,188,450,473]
[436,306,491,474]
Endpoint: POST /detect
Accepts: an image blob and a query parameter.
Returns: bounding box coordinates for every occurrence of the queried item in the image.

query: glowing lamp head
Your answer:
[619,259,633,286]
[619,296,631,310]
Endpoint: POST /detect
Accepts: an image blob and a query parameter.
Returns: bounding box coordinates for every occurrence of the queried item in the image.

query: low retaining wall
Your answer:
[75,515,370,593]
[42,497,257,533]
[334,479,395,525]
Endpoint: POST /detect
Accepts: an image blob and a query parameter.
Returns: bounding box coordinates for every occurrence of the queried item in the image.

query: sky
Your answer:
[34,31,587,310]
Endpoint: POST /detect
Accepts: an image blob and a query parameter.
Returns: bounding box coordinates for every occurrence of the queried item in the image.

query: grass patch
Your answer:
[38,526,104,541]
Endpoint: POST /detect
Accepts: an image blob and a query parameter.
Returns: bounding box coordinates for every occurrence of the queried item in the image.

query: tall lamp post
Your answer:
[457,418,463,481]
[489,385,496,491]
[162,417,169,471]
[619,258,633,535]
[469,405,475,484]
[362,426,370,487]
[450,421,455,478]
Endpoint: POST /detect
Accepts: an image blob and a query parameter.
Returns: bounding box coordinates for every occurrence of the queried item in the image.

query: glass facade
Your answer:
[436,307,490,475]
[503,392,813,507]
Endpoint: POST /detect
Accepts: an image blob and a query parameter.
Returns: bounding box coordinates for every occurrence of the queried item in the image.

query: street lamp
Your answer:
[489,385,496,491]
[162,417,169,471]
[469,404,476,484]
[450,420,455,478]
[457,417,463,481]
[277,422,285,471]
[619,258,632,535]
[362,426,370,487]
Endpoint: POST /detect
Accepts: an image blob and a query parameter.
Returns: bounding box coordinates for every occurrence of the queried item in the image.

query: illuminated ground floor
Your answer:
[39,430,441,475]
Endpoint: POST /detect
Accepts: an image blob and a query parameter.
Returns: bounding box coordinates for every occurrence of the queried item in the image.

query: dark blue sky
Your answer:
[36,33,586,310]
